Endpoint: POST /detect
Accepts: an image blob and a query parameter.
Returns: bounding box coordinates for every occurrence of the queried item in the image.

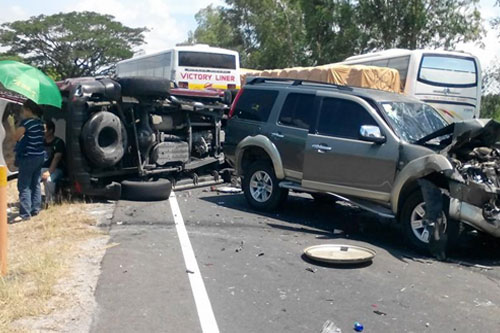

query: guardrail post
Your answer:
[0,165,7,276]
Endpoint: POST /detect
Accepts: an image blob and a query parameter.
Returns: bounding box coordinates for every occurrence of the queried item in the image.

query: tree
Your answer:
[189,0,485,69]
[298,0,366,64]
[0,11,147,80]
[357,0,484,50]
[480,94,500,120]
[189,1,310,69]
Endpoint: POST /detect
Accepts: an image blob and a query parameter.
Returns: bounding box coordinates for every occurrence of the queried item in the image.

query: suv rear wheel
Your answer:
[400,190,460,253]
[243,161,288,211]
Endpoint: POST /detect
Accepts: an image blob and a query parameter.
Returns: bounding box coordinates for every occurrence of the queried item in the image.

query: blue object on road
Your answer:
[354,321,364,332]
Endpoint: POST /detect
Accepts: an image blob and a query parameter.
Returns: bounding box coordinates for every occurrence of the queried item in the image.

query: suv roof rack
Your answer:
[246,76,353,91]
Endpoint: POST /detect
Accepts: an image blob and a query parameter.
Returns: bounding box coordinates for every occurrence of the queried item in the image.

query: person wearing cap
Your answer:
[13,99,46,221]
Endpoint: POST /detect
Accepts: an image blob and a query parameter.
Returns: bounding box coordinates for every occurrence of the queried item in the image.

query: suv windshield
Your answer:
[381,102,448,143]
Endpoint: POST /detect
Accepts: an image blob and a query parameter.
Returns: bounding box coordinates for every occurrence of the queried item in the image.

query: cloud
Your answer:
[68,0,218,53]
[0,5,28,24]
[457,26,500,70]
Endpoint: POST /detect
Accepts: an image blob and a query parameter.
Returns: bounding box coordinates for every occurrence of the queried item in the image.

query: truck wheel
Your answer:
[400,190,460,253]
[243,161,288,212]
[121,179,172,201]
[81,111,127,168]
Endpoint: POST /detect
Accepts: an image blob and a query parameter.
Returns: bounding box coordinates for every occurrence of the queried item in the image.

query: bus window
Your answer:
[370,59,389,67]
[418,55,477,86]
[387,56,410,89]
[178,52,236,69]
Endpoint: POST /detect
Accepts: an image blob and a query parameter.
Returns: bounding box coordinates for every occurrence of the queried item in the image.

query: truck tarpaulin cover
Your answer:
[240,64,401,93]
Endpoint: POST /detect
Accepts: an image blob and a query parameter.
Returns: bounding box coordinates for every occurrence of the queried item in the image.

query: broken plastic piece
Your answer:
[354,322,364,332]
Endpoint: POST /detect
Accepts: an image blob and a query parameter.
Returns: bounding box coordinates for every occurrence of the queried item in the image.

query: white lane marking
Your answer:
[169,191,220,333]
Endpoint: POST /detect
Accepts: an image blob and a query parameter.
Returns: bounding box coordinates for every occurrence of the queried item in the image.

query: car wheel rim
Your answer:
[410,202,447,244]
[249,170,273,203]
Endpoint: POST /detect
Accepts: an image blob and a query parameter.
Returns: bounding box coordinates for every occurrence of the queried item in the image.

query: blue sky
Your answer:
[0,0,499,68]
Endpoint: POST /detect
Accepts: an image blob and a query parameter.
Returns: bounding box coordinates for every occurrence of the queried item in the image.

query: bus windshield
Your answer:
[178,51,236,70]
[418,55,477,86]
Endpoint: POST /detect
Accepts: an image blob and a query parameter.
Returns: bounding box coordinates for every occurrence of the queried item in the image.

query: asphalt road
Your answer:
[91,188,500,333]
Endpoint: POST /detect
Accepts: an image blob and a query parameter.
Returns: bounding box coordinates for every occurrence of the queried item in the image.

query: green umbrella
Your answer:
[0,60,62,108]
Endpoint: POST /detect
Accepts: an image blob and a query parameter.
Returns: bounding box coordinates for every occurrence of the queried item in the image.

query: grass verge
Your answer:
[0,181,105,332]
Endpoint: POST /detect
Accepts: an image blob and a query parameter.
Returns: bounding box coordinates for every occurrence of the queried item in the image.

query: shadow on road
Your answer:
[200,191,500,267]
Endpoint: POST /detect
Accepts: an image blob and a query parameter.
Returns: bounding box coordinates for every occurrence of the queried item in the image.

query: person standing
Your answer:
[42,120,65,204]
[13,99,46,221]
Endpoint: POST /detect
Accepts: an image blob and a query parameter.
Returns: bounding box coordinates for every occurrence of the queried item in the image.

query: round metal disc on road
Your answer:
[304,244,376,264]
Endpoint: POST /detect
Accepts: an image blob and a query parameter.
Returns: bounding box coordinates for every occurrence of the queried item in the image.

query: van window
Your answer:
[317,98,377,139]
[233,89,278,122]
[278,93,315,130]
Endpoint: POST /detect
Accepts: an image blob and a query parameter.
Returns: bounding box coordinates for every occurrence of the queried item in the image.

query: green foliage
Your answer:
[480,94,500,120]
[357,0,483,50]
[190,0,310,69]
[0,53,23,62]
[188,0,484,69]
[0,11,147,79]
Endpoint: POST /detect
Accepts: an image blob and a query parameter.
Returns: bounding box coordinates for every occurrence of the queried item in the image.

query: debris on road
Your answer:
[257,252,265,257]
[186,269,195,274]
[235,241,244,253]
[304,244,376,264]
[321,320,342,333]
[353,321,364,332]
[448,259,493,270]
[373,310,387,316]
[305,267,317,273]
[216,186,242,193]
[100,242,120,250]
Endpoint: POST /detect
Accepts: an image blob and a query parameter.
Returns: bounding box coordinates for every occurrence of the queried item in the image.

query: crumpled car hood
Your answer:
[446,119,500,154]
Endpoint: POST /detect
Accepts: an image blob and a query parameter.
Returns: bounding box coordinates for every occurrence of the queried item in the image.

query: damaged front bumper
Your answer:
[449,198,500,237]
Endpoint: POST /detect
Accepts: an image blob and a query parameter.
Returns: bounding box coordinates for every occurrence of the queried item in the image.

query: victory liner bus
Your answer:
[342,49,482,122]
[116,44,241,91]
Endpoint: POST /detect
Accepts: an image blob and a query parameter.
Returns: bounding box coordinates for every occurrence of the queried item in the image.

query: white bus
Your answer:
[116,44,241,91]
[342,49,482,122]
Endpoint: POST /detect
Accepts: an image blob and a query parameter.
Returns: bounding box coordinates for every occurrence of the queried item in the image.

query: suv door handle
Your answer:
[312,144,332,152]
[271,132,285,139]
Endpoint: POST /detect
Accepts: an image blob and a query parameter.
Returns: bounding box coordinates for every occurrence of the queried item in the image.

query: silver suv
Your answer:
[225,77,500,251]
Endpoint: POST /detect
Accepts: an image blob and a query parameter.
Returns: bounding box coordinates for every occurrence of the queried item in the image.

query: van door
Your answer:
[302,94,399,203]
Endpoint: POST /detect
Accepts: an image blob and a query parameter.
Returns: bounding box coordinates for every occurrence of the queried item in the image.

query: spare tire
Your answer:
[81,111,127,168]
[121,179,172,201]
[117,77,171,99]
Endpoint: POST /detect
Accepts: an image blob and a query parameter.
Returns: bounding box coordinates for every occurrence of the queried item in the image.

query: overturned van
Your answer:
[0,76,230,200]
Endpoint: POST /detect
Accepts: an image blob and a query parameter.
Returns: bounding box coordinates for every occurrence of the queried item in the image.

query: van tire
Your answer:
[117,77,171,99]
[81,111,127,168]
[243,161,288,212]
[121,179,172,201]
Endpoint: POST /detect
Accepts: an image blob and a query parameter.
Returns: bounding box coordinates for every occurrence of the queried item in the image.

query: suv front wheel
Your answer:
[243,161,288,211]
[400,190,460,253]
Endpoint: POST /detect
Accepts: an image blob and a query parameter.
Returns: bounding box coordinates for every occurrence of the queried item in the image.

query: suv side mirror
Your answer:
[360,125,386,144]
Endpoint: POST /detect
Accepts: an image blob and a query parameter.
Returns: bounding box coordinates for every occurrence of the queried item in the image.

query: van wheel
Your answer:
[400,190,460,253]
[81,111,127,168]
[243,161,288,212]
[121,179,172,201]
